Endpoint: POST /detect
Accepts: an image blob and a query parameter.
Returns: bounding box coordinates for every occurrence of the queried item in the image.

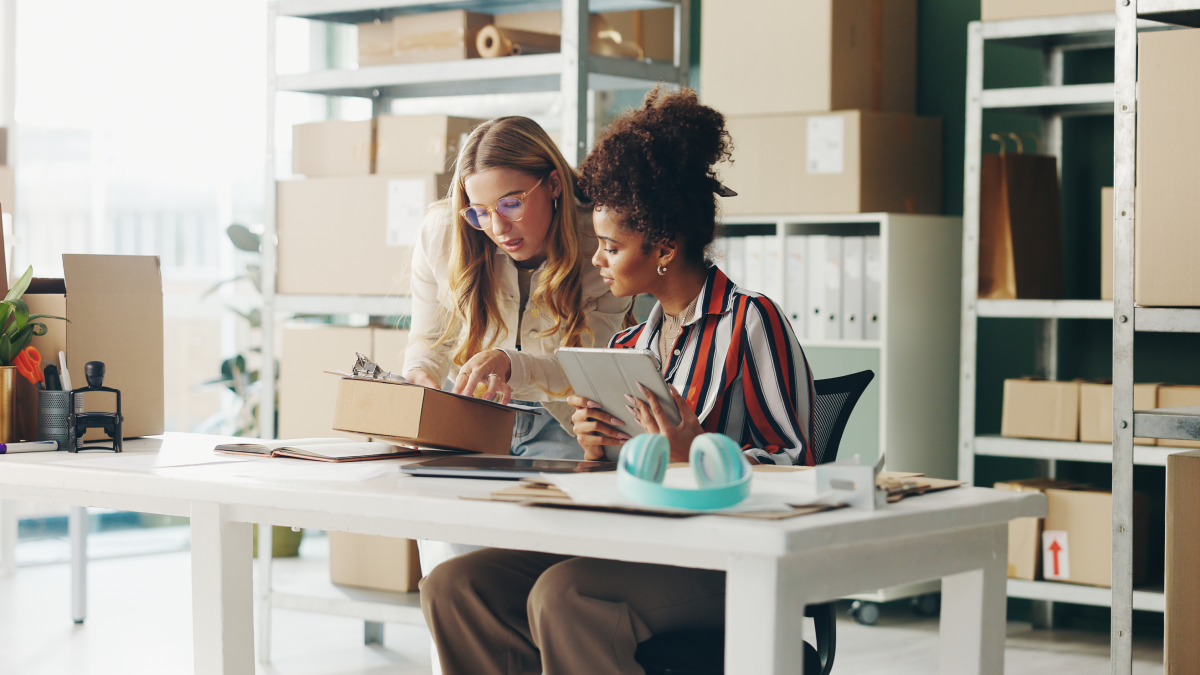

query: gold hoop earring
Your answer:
[657,265,668,276]
[553,197,559,211]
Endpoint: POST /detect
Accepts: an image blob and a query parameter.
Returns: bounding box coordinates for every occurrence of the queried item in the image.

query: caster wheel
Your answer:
[912,593,941,616]
[849,600,881,626]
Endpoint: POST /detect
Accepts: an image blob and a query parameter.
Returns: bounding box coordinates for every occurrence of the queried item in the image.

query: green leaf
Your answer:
[28,322,47,337]
[9,324,34,355]
[10,298,28,332]
[26,314,67,324]
[0,333,13,366]
[4,267,32,303]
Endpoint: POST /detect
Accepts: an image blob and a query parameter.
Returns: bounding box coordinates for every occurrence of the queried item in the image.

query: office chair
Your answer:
[634,369,876,675]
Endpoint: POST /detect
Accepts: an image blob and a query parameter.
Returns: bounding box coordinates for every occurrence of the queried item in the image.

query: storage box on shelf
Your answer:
[700,0,916,117]
[994,478,1081,581]
[1079,382,1158,445]
[1043,487,1148,588]
[357,10,491,66]
[329,531,421,593]
[1166,451,1200,670]
[1000,379,1080,442]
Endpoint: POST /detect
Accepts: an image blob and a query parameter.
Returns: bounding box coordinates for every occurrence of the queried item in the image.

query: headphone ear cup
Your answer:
[620,433,670,483]
[690,433,745,488]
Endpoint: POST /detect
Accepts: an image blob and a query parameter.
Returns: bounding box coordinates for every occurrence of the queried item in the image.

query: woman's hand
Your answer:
[404,368,441,389]
[452,350,514,404]
[627,383,704,463]
[568,395,630,461]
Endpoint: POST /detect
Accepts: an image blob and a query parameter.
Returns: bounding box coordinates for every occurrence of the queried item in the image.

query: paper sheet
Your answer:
[155,458,403,483]
[50,453,260,472]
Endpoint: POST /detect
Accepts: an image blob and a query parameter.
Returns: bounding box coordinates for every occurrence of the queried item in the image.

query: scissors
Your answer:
[15,346,43,389]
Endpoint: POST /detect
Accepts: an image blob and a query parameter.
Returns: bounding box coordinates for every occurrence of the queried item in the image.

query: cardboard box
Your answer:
[22,255,164,440]
[1043,487,1147,587]
[701,0,916,117]
[279,326,373,440]
[1166,451,1200,672]
[982,0,1111,21]
[372,327,410,373]
[329,531,421,593]
[357,10,490,67]
[1136,30,1200,307]
[333,377,516,454]
[994,479,1081,580]
[1156,385,1200,448]
[1001,379,1080,441]
[292,120,373,177]
[376,115,485,175]
[276,173,451,296]
[493,10,674,61]
[717,111,942,216]
[1079,382,1158,445]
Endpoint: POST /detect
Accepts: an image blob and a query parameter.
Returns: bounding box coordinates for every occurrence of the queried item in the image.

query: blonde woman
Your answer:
[403,116,632,459]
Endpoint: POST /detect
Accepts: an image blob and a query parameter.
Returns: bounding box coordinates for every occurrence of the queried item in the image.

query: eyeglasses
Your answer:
[459,175,546,230]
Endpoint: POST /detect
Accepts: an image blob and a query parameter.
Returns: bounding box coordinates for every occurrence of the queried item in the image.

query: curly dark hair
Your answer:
[578,86,733,264]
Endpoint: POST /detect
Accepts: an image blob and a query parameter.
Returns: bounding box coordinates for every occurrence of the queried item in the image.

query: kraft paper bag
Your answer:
[978,135,1064,299]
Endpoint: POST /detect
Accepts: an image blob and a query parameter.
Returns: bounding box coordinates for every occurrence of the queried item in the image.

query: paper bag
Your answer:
[978,135,1063,299]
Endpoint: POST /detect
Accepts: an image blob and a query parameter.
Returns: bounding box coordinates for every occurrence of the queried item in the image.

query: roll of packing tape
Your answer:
[476,26,561,58]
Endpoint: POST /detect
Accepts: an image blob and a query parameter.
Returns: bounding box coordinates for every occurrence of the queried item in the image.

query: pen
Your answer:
[0,441,59,454]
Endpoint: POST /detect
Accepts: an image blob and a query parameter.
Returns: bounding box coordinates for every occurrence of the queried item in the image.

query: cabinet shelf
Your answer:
[975,299,1112,320]
[278,0,680,23]
[974,435,1189,466]
[1134,405,1200,443]
[1006,579,1164,613]
[980,83,1114,117]
[273,294,412,316]
[1139,0,1200,27]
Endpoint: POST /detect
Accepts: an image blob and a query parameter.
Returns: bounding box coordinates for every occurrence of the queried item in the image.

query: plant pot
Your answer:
[0,366,18,443]
[253,525,303,558]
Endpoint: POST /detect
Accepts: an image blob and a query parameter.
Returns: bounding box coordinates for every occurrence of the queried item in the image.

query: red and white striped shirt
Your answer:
[608,267,816,466]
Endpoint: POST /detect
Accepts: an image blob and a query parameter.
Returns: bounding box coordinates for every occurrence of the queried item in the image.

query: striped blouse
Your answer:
[608,266,816,466]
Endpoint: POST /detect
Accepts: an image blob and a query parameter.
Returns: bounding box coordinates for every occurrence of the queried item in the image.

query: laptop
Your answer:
[401,455,616,480]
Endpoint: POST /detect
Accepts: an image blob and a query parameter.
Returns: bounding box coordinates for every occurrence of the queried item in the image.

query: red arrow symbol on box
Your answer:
[1048,539,1063,577]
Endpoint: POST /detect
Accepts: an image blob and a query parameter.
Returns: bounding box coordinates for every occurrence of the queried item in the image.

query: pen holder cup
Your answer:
[38,390,83,449]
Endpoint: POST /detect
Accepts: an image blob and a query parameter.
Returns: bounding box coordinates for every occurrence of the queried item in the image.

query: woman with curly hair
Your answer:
[419,88,816,675]
[403,116,632,460]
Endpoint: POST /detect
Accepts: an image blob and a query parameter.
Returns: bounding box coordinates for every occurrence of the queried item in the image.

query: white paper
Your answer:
[50,453,260,472]
[386,178,427,247]
[155,458,402,482]
[807,116,845,175]
[1042,530,1071,580]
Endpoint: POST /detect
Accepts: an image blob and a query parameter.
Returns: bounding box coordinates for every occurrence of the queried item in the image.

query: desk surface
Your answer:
[0,433,1045,567]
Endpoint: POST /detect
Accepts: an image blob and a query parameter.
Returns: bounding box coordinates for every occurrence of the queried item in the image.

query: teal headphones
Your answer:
[617,433,752,510]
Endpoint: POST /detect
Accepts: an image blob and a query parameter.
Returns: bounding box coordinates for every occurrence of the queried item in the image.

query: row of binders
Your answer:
[714,235,882,342]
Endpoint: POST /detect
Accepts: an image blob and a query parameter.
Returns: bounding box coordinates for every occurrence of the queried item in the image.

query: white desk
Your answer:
[0,433,1044,675]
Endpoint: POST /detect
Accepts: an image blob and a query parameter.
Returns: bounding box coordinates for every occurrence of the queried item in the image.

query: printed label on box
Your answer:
[387,179,427,247]
[1042,530,1071,581]
[806,116,845,175]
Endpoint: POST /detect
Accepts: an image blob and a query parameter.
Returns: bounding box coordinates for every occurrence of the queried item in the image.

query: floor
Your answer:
[0,532,1166,675]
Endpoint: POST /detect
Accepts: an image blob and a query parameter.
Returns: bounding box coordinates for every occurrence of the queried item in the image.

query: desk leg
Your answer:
[69,506,87,623]
[257,524,273,664]
[725,554,807,675]
[939,524,1007,675]
[0,499,17,576]
[191,502,254,675]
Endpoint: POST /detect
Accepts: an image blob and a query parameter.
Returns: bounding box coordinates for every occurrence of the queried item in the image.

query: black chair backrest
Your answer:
[810,370,875,466]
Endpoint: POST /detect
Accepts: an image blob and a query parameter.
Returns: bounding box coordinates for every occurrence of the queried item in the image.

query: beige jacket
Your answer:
[402,199,632,431]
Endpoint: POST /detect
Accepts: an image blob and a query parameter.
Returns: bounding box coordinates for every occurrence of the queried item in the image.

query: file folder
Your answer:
[865,236,882,340]
[841,237,865,340]
[785,235,807,335]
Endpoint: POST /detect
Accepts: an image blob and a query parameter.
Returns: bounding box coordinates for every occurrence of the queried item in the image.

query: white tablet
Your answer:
[557,347,682,459]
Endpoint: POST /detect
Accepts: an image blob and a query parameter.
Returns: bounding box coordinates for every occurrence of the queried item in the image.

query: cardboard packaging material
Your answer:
[376,115,485,175]
[994,479,1081,580]
[333,377,516,454]
[1156,385,1200,448]
[1079,382,1158,445]
[1137,30,1200,307]
[1043,487,1147,587]
[701,0,916,117]
[280,326,373,440]
[982,0,1111,21]
[492,10,675,61]
[276,173,451,296]
[357,10,491,67]
[977,149,1063,299]
[292,120,373,177]
[22,255,164,441]
[717,111,942,216]
[1166,451,1200,672]
[329,531,421,593]
[1000,379,1080,442]
[372,327,411,373]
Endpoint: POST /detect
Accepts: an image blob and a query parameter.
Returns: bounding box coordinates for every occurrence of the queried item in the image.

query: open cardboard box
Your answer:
[332,375,518,455]
[18,255,164,441]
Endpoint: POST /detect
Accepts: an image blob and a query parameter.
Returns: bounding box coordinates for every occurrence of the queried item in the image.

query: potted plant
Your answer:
[0,266,67,441]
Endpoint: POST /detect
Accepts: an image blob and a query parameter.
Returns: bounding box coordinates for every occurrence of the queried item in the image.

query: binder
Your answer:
[725,236,746,286]
[785,235,807,335]
[742,235,765,293]
[865,236,882,340]
[806,236,842,340]
[763,236,784,301]
[841,237,865,340]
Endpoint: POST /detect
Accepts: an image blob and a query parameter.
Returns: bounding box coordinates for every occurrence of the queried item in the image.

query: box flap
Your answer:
[63,254,163,297]
[26,278,67,295]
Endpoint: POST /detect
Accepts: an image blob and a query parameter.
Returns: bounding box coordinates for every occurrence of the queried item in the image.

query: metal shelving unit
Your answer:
[257,0,692,663]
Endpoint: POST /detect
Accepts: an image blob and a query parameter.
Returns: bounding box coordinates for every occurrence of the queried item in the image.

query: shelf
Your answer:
[1134,306,1200,332]
[973,435,1188,466]
[980,83,1114,117]
[273,294,412,316]
[1135,405,1200,443]
[1139,0,1200,27]
[278,0,681,23]
[974,299,1112,320]
[271,580,426,625]
[275,53,681,99]
[802,340,881,350]
[979,13,1176,49]
[1006,579,1165,613]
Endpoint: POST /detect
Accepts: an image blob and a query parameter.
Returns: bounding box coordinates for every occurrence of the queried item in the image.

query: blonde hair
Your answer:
[436,117,591,368]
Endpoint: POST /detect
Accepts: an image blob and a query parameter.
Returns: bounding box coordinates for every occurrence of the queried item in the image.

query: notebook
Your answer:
[214,438,420,463]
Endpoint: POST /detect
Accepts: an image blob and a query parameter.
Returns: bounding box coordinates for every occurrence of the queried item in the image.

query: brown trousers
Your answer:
[419,548,726,675]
